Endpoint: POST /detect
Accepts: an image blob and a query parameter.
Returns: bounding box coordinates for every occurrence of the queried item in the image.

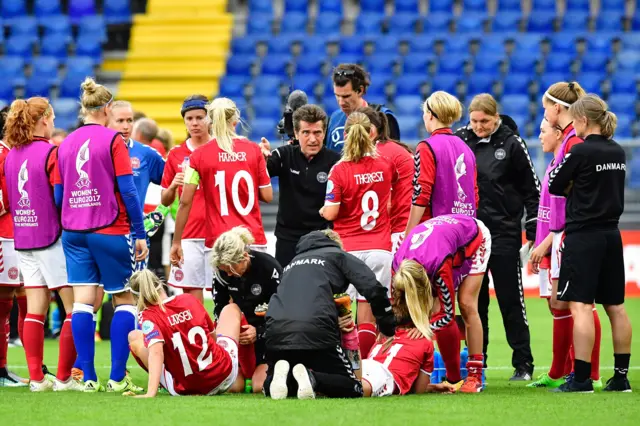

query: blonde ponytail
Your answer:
[569,94,618,139]
[211,226,255,270]
[207,97,241,154]
[129,270,165,312]
[343,111,376,162]
[392,260,434,340]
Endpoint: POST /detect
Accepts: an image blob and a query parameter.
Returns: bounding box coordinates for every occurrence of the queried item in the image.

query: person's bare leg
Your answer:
[252,364,268,393]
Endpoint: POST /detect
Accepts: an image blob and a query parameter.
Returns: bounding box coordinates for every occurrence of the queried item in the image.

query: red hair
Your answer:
[4,97,52,148]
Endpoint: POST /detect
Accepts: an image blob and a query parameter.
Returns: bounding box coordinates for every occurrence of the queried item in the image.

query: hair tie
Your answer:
[568,82,575,90]
[87,96,113,111]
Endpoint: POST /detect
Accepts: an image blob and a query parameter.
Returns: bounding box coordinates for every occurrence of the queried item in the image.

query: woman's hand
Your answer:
[239,324,257,345]
[338,314,355,333]
[406,327,425,340]
[169,242,183,266]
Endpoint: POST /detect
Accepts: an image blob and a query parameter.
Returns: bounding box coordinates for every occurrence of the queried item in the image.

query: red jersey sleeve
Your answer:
[420,340,435,375]
[161,151,178,189]
[47,147,58,187]
[564,135,584,154]
[325,164,344,204]
[140,314,165,348]
[412,143,435,207]
[474,168,479,209]
[111,135,133,177]
[256,146,271,188]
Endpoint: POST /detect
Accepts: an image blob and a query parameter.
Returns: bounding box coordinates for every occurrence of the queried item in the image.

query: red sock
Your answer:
[56,314,76,381]
[23,313,45,381]
[591,307,601,380]
[467,354,484,380]
[565,345,575,376]
[16,296,27,342]
[357,323,377,359]
[549,309,573,380]
[0,299,12,369]
[435,321,461,383]
[238,316,256,379]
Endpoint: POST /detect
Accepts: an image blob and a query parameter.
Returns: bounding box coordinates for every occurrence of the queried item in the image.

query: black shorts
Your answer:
[558,229,625,305]
[255,337,267,365]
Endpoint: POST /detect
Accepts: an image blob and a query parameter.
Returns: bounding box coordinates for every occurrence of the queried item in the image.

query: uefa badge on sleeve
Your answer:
[142,320,155,335]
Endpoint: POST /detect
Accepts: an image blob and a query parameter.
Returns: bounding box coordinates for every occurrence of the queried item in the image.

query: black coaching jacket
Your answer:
[455,117,540,254]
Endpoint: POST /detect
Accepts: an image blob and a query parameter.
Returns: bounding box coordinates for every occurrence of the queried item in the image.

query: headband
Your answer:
[129,283,162,296]
[544,92,571,108]
[86,96,113,110]
[181,99,208,117]
[426,100,439,119]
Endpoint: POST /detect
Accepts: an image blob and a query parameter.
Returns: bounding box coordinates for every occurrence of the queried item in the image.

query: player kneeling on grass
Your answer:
[393,214,491,393]
[127,270,243,397]
[362,261,455,397]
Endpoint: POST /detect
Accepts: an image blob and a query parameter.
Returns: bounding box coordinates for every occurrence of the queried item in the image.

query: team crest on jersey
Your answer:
[8,267,19,280]
[494,148,506,161]
[317,172,328,183]
[251,284,262,296]
[174,269,184,282]
[141,320,155,335]
[218,339,228,349]
[130,157,141,168]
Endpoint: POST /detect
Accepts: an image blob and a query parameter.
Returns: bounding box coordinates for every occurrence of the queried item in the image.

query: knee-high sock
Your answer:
[72,303,96,382]
[238,315,256,379]
[549,309,573,380]
[23,314,45,381]
[0,299,12,369]
[435,321,461,383]
[565,345,575,376]
[56,314,76,381]
[467,353,484,380]
[110,305,137,382]
[357,323,377,359]
[16,296,27,343]
[72,314,96,371]
[591,307,601,380]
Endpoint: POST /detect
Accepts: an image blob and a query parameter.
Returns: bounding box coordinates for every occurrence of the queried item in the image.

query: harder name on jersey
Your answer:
[219,152,247,162]
[168,309,193,327]
[354,171,384,185]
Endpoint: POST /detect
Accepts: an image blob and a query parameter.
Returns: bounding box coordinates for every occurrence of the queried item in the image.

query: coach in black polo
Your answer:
[259,105,341,267]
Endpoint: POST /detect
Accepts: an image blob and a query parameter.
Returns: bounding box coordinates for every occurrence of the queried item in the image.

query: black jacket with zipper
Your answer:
[265,231,395,351]
[455,118,540,254]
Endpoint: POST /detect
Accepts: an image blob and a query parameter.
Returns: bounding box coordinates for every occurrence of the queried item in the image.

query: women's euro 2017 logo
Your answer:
[17,159,30,208]
[75,139,91,189]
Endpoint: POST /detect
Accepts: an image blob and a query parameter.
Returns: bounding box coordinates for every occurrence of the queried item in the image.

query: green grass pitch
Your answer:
[1,298,639,426]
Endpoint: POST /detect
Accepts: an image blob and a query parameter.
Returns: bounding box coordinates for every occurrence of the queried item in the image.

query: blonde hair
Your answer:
[392,260,435,340]
[4,97,52,148]
[129,270,165,312]
[211,226,255,270]
[569,94,618,139]
[207,97,241,155]
[343,111,377,162]
[424,91,463,126]
[111,100,132,111]
[468,93,498,116]
[321,229,343,249]
[543,81,586,108]
[80,77,113,117]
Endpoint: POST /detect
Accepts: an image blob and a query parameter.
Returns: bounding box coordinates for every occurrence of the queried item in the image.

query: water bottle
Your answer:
[460,347,469,380]
[433,350,444,384]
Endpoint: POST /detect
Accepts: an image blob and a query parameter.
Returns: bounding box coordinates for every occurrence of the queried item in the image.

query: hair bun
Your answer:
[568,82,575,90]
[80,77,98,95]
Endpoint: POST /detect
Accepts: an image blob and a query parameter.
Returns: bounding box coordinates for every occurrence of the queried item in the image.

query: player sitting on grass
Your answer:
[362,260,455,397]
[127,270,243,397]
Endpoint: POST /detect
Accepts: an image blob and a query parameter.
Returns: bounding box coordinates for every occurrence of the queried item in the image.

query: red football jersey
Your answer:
[368,328,434,395]
[0,142,14,239]
[161,140,207,239]
[189,138,270,248]
[376,141,413,234]
[325,156,393,251]
[139,294,232,396]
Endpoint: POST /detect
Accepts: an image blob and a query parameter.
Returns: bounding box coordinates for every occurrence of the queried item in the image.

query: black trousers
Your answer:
[263,345,363,398]
[275,237,299,268]
[478,251,534,371]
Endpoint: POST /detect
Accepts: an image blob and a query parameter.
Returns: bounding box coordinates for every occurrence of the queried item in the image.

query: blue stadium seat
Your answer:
[360,0,385,14]
[501,94,530,116]
[59,72,88,98]
[261,55,291,76]
[355,12,385,35]
[396,115,421,140]
[545,53,574,73]
[330,53,362,67]
[41,15,72,41]
[508,52,540,74]
[250,117,279,141]
[249,0,273,14]
[580,53,610,73]
[366,54,398,74]
[531,0,556,12]
[35,0,62,18]
[1,0,27,20]
[501,73,532,95]
[24,78,53,98]
[615,51,640,72]
[232,37,257,55]
[601,0,626,13]
[315,12,342,35]
[66,56,95,76]
[218,76,249,98]
[615,114,633,138]
[492,11,522,32]
[52,98,79,123]
[395,95,423,115]
[78,15,107,42]
[319,0,342,14]
[269,35,302,55]
[438,55,469,74]
[429,0,454,13]
[632,14,640,31]
[280,13,308,34]
[466,73,497,97]
[0,56,26,85]
[40,34,69,60]
[560,11,589,32]
[365,94,387,106]
[368,70,393,86]
[302,36,329,55]
[104,0,132,24]
[622,33,640,51]
[526,12,556,32]
[403,54,434,74]
[68,0,97,24]
[253,76,283,97]
[5,36,33,60]
[75,36,103,64]
[608,94,637,116]
[226,55,255,76]
[574,72,604,94]
[295,54,326,74]
[291,73,319,94]
[388,13,419,35]
[595,12,624,32]
[456,15,487,33]
[430,74,459,93]
[497,0,522,12]
[610,72,637,95]
[340,36,366,55]
[550,33,579,54]
[514,34,544,54]
[463,0,487,13]
[247,14,273,34]
[586,34,616,54]
[478,34,506,55]
[443,36,471,54]
[31,57,60,84]
[474,54,504,73]
[395,0,419,13]
[8,17,38,42]
[538,72,571,94]
[284,0,308,14]
[376,37,400,55]
[0,81,14,102]
[422,13,453,34]
[630,157,640,188]
[394,75,426,96]
[252,96,282,120]
[566,0,590,12]
[409,35,435,54]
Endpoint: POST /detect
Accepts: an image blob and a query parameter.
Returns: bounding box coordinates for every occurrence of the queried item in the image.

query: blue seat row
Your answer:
[1,0,130,24]
[0,15,107,44]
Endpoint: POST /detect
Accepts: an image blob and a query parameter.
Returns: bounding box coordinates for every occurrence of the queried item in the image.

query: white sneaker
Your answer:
[269,360,290,400]
[293,364,316,400]
[29,379,54,392]
[54,377,84,392]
